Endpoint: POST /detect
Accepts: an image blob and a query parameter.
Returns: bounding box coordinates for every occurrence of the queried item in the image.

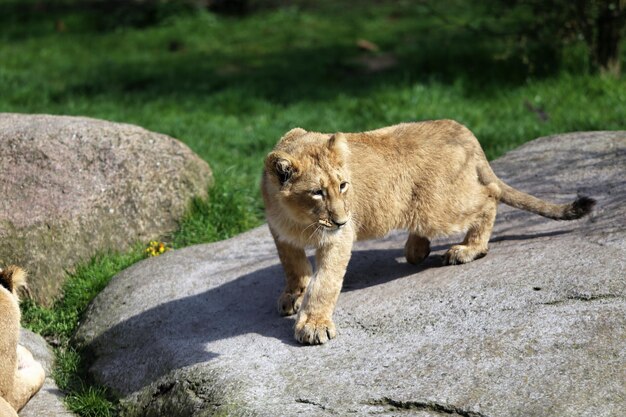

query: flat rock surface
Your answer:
[75,132,626,417]
[0,113,212,304]
[18,330,74,417]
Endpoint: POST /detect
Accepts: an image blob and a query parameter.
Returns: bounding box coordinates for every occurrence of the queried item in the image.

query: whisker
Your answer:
[349,216,363,233]
[320,227,327,246]
[300,221,318,238]
[307,224,322,242]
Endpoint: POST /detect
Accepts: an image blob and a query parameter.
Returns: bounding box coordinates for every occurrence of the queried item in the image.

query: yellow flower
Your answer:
[145,240,171,257]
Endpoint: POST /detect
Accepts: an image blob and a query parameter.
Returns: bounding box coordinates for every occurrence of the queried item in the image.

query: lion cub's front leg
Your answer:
[272,230,313,316]
[295,238,352,345]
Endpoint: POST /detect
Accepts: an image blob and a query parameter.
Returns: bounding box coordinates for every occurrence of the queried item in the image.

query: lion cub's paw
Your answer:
[17,345,45,386]
[17,345,35,369]
[294,316,336,345]
[277,291,304,316]
[442,245,486,265]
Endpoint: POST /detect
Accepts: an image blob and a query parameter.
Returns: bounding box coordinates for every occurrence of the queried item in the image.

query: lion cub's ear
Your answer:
[328,133,350,158]
[266,151,300,186]
[279,127,307,144]
[0,265,28,300]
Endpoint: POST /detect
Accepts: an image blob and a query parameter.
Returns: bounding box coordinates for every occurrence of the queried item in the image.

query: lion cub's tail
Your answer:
[0,265,28,299]
[477,164,596,220]
[497,180,595,220]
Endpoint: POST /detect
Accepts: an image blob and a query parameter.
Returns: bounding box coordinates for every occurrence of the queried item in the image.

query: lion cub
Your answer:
[0,266,45,417]
[262,121,594,345]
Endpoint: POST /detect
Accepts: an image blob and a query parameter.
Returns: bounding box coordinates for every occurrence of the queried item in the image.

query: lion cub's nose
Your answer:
[332,218,348,228]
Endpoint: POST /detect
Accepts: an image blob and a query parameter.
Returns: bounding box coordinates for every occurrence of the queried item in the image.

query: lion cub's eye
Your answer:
[339,182,349,192]
[311,189,324,199]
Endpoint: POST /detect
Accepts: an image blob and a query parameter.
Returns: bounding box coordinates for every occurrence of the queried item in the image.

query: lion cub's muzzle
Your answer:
[318,217,349,230]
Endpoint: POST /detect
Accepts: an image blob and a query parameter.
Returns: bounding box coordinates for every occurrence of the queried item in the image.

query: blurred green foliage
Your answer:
[446,0,625,75]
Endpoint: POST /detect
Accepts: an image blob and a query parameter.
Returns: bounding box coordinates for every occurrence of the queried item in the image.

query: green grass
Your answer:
[4,1,625,416]
[173,177,262,247]
[64,386,117,417]
[22,249,145,341]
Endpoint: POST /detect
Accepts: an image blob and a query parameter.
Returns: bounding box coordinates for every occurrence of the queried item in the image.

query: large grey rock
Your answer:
[0,114,212,304]
[75,132,625,417]
[18,329,74,417]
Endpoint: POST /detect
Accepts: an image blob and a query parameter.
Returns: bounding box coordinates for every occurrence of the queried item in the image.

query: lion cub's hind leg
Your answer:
[443,197,497,265]
[404,233,431,265]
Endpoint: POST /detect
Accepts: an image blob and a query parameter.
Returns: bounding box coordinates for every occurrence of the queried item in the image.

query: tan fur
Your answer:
[262,121,595,344]
[0,266,45,414]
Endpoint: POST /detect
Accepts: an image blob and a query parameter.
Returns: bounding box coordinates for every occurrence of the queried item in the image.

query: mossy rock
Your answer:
[0,113,212,305]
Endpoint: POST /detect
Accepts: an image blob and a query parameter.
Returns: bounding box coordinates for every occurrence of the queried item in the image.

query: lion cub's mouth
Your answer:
[318,219,334,229]
[317,219,348,232]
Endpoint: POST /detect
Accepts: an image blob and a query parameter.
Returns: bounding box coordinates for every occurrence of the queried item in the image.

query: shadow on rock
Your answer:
[80,247,434,395]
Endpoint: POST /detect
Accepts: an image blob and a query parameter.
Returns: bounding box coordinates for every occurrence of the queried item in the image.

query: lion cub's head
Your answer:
[263,128,352,242]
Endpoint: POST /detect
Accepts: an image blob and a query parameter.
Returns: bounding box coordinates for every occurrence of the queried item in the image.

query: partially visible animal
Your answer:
[0,266,45,417]
[261,121,595,345]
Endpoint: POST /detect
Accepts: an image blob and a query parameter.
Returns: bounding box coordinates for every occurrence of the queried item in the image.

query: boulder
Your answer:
[18,329,74,417]
[0,114,212,304]
[74,132,625,417]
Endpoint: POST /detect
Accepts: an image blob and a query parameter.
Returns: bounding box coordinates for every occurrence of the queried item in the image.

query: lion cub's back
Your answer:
[346,120,482,181]
[356,120,477,150]
[345,120,488,238]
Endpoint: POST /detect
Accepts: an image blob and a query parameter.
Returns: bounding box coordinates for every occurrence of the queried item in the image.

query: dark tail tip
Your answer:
[563,196,596,220]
